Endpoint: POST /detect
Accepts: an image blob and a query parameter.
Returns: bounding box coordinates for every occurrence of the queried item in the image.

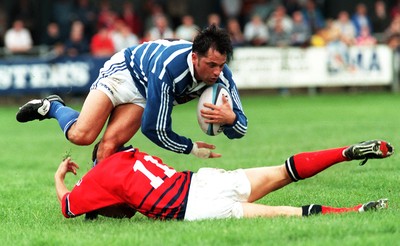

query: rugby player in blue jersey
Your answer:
[16,24,247,162]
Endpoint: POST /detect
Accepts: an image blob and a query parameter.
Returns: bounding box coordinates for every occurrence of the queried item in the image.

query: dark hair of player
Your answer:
[192,24,233,62]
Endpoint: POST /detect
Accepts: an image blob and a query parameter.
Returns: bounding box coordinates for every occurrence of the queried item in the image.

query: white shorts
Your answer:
[184,168,251,221]
[90,50,146,108]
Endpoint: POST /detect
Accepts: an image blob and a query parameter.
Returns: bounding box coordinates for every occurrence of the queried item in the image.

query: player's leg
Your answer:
[66,90,114,145]
[244,140,393,202]
[243,145,350,202]
[244,165,292,203]
[95,103,144,162]
[285,140,393,182]
[241,202,302,217]
[241,198,388,218]
[16,90,113,145]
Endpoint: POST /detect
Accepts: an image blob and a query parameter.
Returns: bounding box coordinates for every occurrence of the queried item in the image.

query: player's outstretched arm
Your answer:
[54,158,79,203]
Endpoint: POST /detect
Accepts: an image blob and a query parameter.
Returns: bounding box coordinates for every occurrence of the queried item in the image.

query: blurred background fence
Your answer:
[0,0,399,97]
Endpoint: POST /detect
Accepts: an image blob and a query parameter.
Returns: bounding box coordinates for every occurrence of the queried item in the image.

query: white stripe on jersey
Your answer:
[130,45,148,94]
[151,45,163,74]
[156,83,187,152]
[219,72,244,111]
[172,69,190,91]
[159,47,192,80]
[233,122,247,135]
[219,71,230,89]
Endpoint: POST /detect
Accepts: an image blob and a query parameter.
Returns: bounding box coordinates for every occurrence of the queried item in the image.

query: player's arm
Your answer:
[54,157,79,203]
[201,68,247,139]
[222,82,248,139]
[141,72,194,154]
[141,74,219,158]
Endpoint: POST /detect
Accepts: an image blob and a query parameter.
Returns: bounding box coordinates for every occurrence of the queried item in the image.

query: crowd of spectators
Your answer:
[0,0,400,58]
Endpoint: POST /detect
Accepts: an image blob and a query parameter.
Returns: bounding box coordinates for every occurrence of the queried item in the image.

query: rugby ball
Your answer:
[197,84,233,136]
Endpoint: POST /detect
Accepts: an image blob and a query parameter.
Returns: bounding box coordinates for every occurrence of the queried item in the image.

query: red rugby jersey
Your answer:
[61,148,192,220]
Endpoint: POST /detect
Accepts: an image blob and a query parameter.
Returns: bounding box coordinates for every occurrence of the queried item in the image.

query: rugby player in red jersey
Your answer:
[55,140,393,220]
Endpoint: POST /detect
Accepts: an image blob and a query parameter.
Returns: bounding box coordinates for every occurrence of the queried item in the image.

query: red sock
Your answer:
[322,204,362,214]
[285,147,347,181]
[302,204,362,216]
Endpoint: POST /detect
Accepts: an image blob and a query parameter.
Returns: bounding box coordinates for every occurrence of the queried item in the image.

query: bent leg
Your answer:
[244,146,349,202]
[244,165,292,202]
[67,90,114,145]
[96,103,144,162]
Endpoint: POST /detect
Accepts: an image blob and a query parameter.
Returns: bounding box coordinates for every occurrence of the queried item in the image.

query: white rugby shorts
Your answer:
[184,168,251,221]
[90,49,146,108]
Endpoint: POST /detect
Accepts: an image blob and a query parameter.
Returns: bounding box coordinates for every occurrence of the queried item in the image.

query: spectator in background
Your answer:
[355,26,377,46]
[52,0,74,41]
[301,0,325,34]
[10,0,38,43]
[386,32,400,54]
[64,20,89,57]
[290,10,311,47]
[220,0,243,22]
[4,19,33,54]
[310,26,330,47]
[226,18,246,47]
[143,2,166,34]
[207,13,222,28]
[166,0,189,29]
[283,0,302,17]
[247,0,276,22]
[332,11,356,46]
[175,15,199,41]
[371,0,391,42]
[390,0,400,19]
[244,14,269,46]
[147,14,174,40]
[97,0,118,31]
[326,25,351,73]
[90,26,115,57]
[42,22,64,57]
[43,22,62,47]
[0,3,7,47]
[267,5,293,34]
[351,3,373,38]
[383,15,400,44]
[120,1,143,37]
[72,0,97,42]
[111,20,139,52]
[269,20,292,47]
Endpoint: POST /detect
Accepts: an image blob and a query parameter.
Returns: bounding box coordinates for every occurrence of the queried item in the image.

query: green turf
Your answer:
[1,92,399,245]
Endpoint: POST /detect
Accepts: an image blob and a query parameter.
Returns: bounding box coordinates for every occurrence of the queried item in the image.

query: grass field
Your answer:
[1,92,399,245]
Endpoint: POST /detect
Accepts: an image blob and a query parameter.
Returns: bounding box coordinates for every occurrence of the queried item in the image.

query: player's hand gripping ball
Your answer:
[197,84,233,136]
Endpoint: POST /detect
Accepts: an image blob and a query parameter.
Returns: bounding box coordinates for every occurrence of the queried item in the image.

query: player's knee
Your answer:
[67,129,97,145]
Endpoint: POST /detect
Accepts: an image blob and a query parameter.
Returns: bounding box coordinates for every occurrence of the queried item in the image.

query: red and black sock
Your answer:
[285,147,348,182]
[302,204,361,216]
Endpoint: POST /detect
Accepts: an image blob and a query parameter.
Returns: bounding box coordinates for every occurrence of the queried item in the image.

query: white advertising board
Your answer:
[229,45,394,89]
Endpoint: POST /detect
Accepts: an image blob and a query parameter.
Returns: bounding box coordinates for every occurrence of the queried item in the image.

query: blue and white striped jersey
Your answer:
[123,39,247,154]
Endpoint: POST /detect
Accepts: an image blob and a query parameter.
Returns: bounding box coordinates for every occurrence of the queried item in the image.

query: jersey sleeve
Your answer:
[141,70,193,154]
[61,193,72,218]
[220,66,248,138]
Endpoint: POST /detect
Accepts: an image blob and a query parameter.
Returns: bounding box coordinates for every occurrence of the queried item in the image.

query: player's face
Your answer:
[192,48,226,85]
